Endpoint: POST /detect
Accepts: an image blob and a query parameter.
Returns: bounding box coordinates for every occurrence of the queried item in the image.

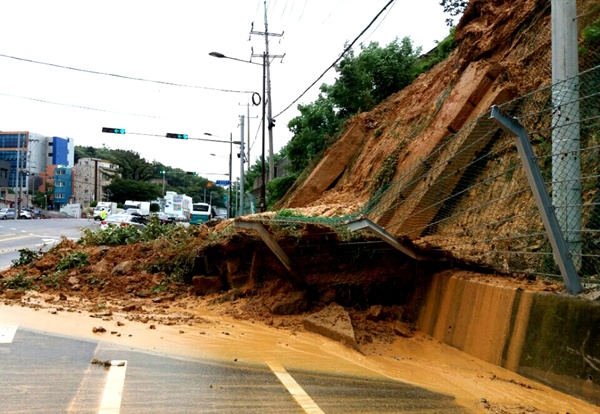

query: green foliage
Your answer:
[11,248,42,267]
[323,37,421,119]
[90,200,98,208]
[79,217,200,247]
[56,250,89,272]
[415,28,457,73]
[440,0,468,26]
[371,149,400,195]
[79,224,145,246]
[106,179,162,204]
[284,95,341,174]
[275,209,306,219]
[110,149,156,181]
[266,174,299,209]
[4,271,34,290]
[580,18,600,69]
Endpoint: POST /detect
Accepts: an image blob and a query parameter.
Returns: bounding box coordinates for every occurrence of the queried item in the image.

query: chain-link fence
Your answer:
[250,5,600,291]
[362,64,599,284]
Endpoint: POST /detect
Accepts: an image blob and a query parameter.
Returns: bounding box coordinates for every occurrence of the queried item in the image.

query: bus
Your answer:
[190,202,217,225]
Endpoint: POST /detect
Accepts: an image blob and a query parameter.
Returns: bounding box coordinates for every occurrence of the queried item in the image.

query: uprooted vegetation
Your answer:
[0,210,565,352]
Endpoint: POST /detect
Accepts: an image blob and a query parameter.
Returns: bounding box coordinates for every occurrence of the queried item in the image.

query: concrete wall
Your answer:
[417,270,600,405]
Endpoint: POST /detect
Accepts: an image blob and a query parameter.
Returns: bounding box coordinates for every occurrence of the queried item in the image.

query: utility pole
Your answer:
[551,0,582,269]
[15,133,22,220]
[251,0,284,182]
[239,114,245,216]
[239,100,258,170]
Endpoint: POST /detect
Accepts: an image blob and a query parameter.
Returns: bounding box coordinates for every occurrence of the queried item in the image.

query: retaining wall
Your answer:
[417,271,600,405]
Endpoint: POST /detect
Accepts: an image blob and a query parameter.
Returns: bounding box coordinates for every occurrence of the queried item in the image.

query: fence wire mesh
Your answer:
[363,64,599,282]
[259,6,600,288]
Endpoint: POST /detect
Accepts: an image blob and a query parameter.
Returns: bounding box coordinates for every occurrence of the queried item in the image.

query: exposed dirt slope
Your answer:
[281,0,596,212]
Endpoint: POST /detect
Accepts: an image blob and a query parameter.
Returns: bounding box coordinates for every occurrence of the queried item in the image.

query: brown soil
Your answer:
[2,1,599,412]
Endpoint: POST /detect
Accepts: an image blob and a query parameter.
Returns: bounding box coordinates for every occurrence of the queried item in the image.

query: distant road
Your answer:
[0,218,96,270]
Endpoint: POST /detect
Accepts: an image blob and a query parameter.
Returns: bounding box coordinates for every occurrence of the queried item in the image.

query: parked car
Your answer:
[19,209,33,219]
[150,212,175,225]
[0,208,16,220]
[99,213,146,230]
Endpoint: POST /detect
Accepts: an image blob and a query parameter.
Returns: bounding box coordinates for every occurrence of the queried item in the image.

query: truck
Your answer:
[93,202,117,220]
[163,191,192,221]
[122,200,151,216]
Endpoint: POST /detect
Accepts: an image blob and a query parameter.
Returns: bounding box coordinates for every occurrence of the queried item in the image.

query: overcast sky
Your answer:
[0,0,451,182]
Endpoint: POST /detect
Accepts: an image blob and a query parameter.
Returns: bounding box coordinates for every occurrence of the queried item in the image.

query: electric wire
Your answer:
[0,92,160,118]
[0,53,256,94]
[273,0,395,118]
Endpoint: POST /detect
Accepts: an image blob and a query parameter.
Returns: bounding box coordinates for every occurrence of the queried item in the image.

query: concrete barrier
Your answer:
[417,270,600,405]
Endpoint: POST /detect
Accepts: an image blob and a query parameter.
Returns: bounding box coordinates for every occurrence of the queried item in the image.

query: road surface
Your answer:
[0,218,96,270]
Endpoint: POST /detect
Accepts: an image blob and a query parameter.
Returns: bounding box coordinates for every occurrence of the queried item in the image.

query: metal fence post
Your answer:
[490,105,583,295]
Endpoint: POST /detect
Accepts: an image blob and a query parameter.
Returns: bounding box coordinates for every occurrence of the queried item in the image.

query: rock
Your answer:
[366,305,383,321]
[92,326,106,333]
[68,276,79,286]
[381,305,404,321]
[4,290,25,300]
[59,293,67,301]
[270,291,307,315]
[303,303,360,351]
[92,259,111,274]
[393,322,414,338]
[192,276,223,295]
[135,290,151,298]
[95,246,110,255]
[122,304,138,312]
[111,261,134,276]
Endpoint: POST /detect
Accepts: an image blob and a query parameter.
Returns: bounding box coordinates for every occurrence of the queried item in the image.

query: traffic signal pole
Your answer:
[229,133,233,219]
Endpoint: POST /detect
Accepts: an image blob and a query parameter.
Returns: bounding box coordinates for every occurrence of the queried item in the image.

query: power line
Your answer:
[0,92,160,118]
[0,53,256,95]
[274,0,396,118]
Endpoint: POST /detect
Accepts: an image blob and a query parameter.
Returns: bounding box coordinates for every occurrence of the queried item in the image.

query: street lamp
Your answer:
[209,51,267,212]
[205,132,236,218]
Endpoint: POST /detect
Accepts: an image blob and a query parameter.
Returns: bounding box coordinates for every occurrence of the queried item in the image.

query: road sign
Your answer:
[216,180,230,185]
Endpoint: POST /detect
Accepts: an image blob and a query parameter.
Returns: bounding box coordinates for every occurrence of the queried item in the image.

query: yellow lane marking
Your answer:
[0,235,31,242]
[268,362,325,414]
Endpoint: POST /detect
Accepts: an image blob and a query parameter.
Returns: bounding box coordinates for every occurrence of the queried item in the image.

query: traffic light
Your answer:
[166,133,188,139]
[268,117,276,129]
[102,127,126,134]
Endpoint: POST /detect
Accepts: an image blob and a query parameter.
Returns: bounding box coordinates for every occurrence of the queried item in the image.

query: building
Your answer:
[0,131,74,208]
[73,157,119,208]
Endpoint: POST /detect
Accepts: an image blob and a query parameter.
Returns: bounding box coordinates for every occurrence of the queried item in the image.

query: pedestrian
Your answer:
[100,209,107,220]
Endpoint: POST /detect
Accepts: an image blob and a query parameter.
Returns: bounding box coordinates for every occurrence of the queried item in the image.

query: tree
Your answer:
[109,150,156,181]
[105,179,162,204]
[284,94,340,174]
[322,37,421,118]
[440,0,468,26]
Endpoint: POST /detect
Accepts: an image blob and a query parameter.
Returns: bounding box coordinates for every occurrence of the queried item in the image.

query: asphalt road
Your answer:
[0,218,96,270]
[0,325,469,413]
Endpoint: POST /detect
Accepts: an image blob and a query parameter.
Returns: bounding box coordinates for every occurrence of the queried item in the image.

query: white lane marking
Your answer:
[98,360,128,414]
[268,362,325,414]
[0,323,18,344]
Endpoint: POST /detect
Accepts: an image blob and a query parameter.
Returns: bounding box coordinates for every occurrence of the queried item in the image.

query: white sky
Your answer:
[0,0,451,182]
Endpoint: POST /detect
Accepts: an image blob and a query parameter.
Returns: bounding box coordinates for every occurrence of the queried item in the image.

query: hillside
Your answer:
[1,1,599,410]
[283,0,558,209]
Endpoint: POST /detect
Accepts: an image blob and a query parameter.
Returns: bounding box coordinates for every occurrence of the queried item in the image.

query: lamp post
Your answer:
[209,51,266,212]
[205,132,239,218]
